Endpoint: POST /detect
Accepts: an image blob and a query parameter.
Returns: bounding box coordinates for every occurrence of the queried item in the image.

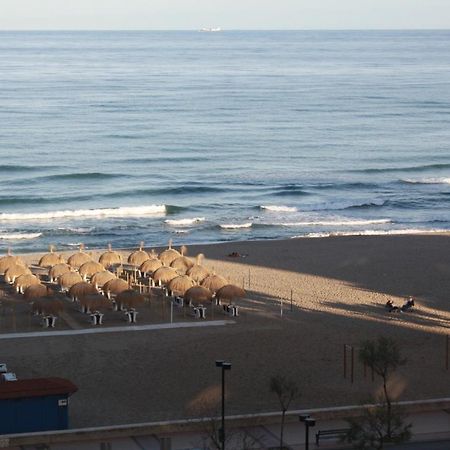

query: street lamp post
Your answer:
[215,360,231,450]
[299,414,316,450]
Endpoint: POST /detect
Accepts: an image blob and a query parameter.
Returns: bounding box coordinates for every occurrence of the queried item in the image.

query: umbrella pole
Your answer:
[170,300,173,324]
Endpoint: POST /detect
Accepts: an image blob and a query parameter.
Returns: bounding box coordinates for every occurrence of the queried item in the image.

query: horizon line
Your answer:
[1,27,450,32]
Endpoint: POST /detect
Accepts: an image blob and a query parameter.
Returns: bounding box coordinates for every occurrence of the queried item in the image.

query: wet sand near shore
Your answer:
[1,234,450,428]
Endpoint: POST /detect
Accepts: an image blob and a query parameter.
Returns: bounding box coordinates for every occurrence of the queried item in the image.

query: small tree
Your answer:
[270,374,299,450]
[346,337,411,449]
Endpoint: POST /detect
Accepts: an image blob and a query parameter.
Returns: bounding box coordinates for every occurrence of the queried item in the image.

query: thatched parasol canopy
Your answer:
[79,293,111,311]
[24,283,50,301]
[116,289,145,309]
[158,239,181,266]
[170,256,194,274]
[4,263,31,283]
[99,244,122,269]
[216,284,246,303]
[140,258,162,275]
[38,245,65,268]
[103,278,129,296]
[152,266,178,286]
[49,263,72,282]
[67,244,92,269]
[79,261,104,279]
[184,285,213,306]
[128,242,150,266]
[187,265,209,283]
[0,249,26,275]
[58,271,83,290]
[91,270,116,289]
[167,275,194,296]
[69,282,98,301]
[186,253,209,283]
[32,297,64,316]
[201,274,228,293]
[14,273,40,293]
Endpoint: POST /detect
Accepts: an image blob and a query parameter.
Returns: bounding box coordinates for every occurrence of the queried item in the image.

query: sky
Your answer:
[1,0,450,30]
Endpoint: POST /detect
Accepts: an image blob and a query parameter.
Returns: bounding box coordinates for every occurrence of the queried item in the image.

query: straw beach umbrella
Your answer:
[32,298,64,316]
[186,254,210,283]
[38,245,65,268]
[91,270,116,290]
[67,244,92,269]
[128,242,150,266]
[158,239,181,266]
[140,258,162,276]
[167,275,194,296]
[201,274,228,293]
[58,272,83,291]
[103,278,129,298]
[69,282,97,302]
[4,263,31,284]
[24,284,51,301]
[152,266,178,286]
[79,261,104,280]
[99,244,122,269]
[170,247,194,274]
[14,274,40,294]
[79,294,111,312]
[49,263,72,282]
[184,286,213,306]
[116,289,145,309]
[216,284,246,305]
[0,249,25,275]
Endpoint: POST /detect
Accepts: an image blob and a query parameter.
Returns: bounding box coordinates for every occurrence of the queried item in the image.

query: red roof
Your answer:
[0,377,78,400]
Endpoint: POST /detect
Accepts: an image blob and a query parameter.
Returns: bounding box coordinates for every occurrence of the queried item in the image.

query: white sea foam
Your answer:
[293,228,448,238]
[402,177,450,185]
[261,205,297,212]
[0,205,166,221]
[164,217,205,226]
[220,222,253,229]
[0,232,42,240]
[277,219,391,227]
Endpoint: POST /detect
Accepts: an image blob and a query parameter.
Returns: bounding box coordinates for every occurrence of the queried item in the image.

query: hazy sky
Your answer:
[2,0,450,30]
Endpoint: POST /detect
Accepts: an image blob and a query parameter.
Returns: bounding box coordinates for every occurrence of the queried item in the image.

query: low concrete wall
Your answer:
[2,397,450,448]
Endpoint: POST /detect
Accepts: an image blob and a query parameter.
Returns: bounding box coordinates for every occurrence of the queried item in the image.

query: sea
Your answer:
[0,30,449,254]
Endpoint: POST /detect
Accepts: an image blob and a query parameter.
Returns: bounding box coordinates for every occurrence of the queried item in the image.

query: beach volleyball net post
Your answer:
[344,344,354,383]
[446,335,449,370]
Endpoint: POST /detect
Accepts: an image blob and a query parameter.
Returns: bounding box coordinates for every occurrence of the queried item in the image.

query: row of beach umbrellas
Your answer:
[0,241,246,316]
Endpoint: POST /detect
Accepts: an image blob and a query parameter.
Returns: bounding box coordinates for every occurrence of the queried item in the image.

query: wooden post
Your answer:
[280,298,283,317]
[446,335,449,370]
[170,301,173,324]
[351,346,354,384]
[290,289,293,312]
[344,344,347,379]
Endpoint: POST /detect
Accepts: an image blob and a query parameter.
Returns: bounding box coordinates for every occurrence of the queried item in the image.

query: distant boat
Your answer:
[199,27,222,32]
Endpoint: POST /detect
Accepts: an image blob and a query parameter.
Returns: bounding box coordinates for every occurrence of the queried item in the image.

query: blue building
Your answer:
[0,377,78,435]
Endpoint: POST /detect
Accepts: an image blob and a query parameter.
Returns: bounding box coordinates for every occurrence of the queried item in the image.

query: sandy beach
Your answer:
[1,233,450,428]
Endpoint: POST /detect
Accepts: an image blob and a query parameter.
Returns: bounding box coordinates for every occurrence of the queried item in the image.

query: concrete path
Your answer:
[0,320,234,340]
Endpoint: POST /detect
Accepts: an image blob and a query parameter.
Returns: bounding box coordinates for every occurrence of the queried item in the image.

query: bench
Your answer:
[316,428,350,446]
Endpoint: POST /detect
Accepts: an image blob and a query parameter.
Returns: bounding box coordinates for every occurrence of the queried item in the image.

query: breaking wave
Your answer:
[0,205,166,221]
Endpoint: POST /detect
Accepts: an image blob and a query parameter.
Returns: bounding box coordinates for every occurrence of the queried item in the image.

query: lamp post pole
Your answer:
[215,360,231,450]
[299,414,316,450]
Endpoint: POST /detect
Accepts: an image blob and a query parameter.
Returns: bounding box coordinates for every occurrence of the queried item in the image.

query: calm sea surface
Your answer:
[0,31,449,253]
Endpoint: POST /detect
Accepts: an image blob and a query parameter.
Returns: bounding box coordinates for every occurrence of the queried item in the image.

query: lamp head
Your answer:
[215,360,225,367]
[222,362,231,370]
[299,414,310,422]
[305,417,316,427]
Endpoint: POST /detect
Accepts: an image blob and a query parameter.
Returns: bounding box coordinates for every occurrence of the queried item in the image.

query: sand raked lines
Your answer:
[0,320,234,340]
